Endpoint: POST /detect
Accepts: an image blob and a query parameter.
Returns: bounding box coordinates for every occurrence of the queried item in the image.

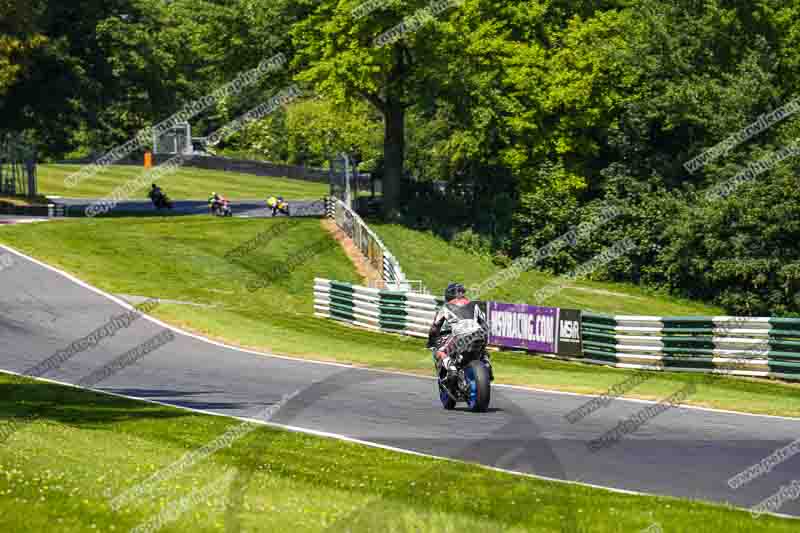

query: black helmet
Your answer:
[444,282,465,302]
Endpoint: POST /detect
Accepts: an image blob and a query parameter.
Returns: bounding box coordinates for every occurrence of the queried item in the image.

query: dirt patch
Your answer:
[114,293,219,308]
[321,218,384,288]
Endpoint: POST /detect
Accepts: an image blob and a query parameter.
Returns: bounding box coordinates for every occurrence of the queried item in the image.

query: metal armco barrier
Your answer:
[325,197,425,292]
[285,199,326,217]
[48,204,66,217]
[314,278,437,338]
[581,313,800,380]
[0,203,64,217]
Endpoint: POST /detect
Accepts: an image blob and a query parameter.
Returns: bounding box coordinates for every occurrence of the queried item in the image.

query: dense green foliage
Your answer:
[3,0,800,314]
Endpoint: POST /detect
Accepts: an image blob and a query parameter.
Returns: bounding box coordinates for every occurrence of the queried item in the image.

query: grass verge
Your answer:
[37,164,328,200]
[0,372,794,532]
[371,223,723,316]
[2,217,800,417]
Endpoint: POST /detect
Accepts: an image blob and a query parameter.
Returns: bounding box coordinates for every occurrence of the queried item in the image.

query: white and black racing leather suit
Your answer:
[427,297,491,377]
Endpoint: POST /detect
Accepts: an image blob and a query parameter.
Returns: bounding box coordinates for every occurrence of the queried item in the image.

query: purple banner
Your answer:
[488,302,559,353]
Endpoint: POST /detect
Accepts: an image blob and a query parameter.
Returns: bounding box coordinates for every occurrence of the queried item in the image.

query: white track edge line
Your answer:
[2,243,799,424]
[1,368,795,521]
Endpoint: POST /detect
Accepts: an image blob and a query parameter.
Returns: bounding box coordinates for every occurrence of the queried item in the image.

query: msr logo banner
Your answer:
[556,308,582,357]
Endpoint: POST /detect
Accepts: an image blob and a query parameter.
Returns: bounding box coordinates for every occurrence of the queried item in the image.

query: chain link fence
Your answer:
[0,134,37,198]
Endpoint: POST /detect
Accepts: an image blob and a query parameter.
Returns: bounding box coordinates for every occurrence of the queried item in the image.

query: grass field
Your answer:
[2,217,800,417]
[0,372,794,533]
[372,223,723,316]
[37,164,328,200]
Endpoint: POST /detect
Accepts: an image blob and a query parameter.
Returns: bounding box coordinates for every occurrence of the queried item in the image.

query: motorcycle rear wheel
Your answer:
[466,360,491,412]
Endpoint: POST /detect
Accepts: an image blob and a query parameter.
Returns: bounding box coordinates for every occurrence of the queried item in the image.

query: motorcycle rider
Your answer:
[149,183,166,207]
[208,192,221,214]
[217,193,231,216]
[266,195,278,216]
[427,282,492,382]
[267,195,286,216]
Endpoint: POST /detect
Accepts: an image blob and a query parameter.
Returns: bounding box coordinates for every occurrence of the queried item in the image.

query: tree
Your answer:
[226,97,382,168]
[0,0,47,100]
[291,0,469,216]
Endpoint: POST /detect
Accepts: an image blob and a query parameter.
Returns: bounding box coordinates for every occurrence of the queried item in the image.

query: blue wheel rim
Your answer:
[440,386,450,407]
[465,367,477,409]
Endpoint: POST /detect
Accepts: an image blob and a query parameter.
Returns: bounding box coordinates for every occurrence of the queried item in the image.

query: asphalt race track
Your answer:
[51,198,326,218]
[2,247,800,518]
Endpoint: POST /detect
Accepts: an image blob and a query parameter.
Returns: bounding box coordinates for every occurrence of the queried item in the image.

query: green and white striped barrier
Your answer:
[313,278,438,338]
[312,279,800,382]
[581,313,800,380]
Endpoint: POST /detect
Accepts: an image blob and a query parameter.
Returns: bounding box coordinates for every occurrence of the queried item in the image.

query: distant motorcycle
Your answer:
[149,190,174,210]
[210,198,232,217]
[267,196,290,216]
[276,198,290,215]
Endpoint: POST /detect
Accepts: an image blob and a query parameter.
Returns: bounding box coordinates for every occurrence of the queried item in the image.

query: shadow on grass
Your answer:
[0,382,193,427]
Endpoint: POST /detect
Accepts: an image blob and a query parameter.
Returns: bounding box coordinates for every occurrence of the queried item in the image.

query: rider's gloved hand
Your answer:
[436,350,453,373]
[442,356,453,372]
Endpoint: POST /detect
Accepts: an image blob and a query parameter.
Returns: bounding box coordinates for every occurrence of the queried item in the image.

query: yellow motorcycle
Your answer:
[267,196,290,216]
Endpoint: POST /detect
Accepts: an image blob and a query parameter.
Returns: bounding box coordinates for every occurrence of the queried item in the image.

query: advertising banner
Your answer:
[487,302,559,353]
[556,308,582,357]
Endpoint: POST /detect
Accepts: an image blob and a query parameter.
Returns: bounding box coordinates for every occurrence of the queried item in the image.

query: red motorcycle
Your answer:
[211,197,232,217]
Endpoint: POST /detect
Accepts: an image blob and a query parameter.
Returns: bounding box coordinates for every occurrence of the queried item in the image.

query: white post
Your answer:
[184,122,192,154]
[342,153,352,209]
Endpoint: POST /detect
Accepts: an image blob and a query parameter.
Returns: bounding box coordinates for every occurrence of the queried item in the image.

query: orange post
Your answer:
[144,151,153,169]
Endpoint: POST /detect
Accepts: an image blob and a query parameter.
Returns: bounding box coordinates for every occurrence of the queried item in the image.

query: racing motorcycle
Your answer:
[211,198,232,217]
[432,326,494,412]
[149,190,174,210]
[275,198,290,216]
[267,197,290,216]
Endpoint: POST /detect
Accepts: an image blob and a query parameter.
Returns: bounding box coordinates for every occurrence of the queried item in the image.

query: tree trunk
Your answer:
[382,101,405,219]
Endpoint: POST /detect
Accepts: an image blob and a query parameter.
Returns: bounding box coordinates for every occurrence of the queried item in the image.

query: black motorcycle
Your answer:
[432,331,493,412]
[149,190,174,210]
